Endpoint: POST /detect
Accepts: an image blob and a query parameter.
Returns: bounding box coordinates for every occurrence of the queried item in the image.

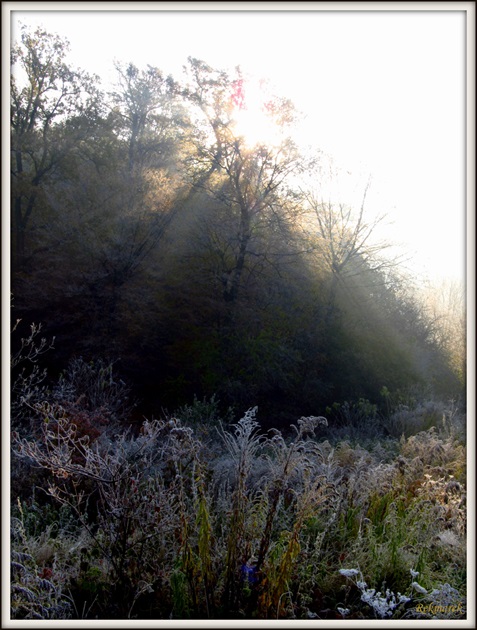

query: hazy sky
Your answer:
[8,5,468,286]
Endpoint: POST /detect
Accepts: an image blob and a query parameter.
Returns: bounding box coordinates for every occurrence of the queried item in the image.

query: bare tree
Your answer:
[420,278,466,384]
[300,180,404,321]
[181,58,303,303]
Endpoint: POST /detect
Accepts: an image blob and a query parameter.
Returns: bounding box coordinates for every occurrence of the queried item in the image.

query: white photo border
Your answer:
[2,2,475,628]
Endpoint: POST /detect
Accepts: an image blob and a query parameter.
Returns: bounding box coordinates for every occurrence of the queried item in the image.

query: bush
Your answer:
[174,393,235,442]
[52,356,134,423]
[384,398,466,440]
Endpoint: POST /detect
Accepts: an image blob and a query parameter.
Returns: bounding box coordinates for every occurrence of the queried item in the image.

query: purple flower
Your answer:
[241,563,259,585]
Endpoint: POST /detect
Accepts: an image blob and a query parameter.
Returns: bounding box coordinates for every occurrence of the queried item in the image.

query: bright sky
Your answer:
[7,4,469,287]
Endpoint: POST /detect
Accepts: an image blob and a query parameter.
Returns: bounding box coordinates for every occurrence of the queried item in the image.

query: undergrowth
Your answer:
[10,397,466,619]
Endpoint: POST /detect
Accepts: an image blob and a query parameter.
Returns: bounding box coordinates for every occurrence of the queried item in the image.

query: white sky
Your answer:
[7,5,469,287]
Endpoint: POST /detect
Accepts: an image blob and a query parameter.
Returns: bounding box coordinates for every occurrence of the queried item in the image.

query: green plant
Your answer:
[175,393,235,442]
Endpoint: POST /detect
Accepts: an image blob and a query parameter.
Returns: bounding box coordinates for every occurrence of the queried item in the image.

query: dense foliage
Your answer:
[9,26,467,621]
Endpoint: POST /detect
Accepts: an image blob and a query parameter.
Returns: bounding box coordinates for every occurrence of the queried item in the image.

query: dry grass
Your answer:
[10,400,466,620]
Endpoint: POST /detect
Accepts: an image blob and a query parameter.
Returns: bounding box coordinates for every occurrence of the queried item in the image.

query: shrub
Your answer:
[383,398,466,441]
[10,320,55,435]
[174,393,235,443]
[52,356,133,423]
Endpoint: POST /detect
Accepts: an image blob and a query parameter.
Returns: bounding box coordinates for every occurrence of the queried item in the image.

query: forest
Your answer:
[9,25,467,621]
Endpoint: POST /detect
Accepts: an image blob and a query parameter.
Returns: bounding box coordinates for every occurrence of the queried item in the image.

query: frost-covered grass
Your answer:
[10,394,466,620]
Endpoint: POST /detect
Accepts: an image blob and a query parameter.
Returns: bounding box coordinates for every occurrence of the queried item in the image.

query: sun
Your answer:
[230,76,284,148]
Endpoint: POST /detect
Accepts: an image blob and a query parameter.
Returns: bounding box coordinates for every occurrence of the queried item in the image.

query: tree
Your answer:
[10,25,101,269]
[419,278,466,392]
[300,182,399,323]
[24,136,184,355]
[181,58,303,304]
[11,48,189,357]
[109,62,186,174]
